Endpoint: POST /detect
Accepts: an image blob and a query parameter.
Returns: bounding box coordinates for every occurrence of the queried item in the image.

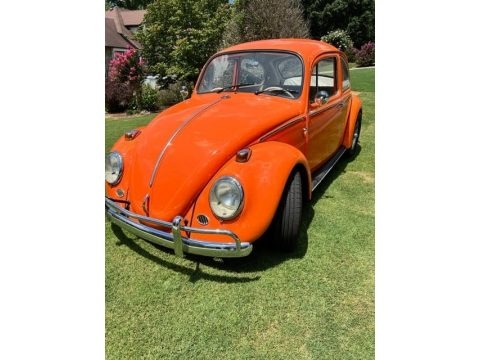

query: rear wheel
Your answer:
[271,170,303,251]
[348,112,362,156]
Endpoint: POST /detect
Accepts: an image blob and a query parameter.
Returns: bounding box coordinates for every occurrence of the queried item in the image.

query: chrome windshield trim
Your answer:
[105,197,253,258]
[196,49,305,98]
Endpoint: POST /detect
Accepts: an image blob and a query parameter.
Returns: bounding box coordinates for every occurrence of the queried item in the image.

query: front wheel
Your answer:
[270,170,303,251]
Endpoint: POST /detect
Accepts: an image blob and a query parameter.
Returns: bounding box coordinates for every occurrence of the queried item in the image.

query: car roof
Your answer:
[219,39,339,61]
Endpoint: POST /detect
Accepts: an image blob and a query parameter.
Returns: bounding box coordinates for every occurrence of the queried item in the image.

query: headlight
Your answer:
[105,151,123,185]
[209,176,244,220]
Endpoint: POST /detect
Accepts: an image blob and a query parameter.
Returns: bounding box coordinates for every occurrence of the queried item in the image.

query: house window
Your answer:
[113,48,127,58]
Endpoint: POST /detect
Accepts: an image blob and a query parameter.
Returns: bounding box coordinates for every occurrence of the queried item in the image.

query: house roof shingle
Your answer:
[105,8,146,27]
[105,18,132,48]
[105,7,143,50]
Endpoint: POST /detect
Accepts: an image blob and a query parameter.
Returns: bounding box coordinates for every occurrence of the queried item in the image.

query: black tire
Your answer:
[347,112,362,156]
[271,170,303,251]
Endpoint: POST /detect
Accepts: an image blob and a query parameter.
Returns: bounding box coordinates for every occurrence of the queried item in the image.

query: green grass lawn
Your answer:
[105,69,375,359]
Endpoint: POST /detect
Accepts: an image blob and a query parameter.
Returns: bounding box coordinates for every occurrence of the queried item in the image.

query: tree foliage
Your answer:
[105,0,153,10]
[136,0,230,82]
[222,0,309,47]
[302,0,374,47]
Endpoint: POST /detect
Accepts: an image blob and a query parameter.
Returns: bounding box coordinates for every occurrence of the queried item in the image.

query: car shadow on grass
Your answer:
[109,145,360,282]
[111,223,261,283]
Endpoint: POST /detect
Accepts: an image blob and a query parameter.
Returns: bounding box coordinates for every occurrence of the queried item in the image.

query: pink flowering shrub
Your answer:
[108,48,145,84]
[355,42,375,67]
[106,48,146,112]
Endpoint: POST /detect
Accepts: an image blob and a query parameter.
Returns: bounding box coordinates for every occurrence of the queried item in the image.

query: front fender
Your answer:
[188,141,310,243]
[105,126,146,199]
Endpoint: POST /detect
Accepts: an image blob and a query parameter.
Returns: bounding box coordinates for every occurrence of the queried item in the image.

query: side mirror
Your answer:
[180,86,189,100]
[315,90,329,105]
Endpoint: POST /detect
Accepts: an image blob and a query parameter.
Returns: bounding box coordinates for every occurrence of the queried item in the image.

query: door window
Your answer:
[341,58,351,91]
[309,57,336,103]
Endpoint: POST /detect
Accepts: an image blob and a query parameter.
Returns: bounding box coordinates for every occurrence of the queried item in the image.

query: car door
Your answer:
[306,54,347,170]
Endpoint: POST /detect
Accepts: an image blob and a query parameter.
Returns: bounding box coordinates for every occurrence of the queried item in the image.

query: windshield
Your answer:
[197,51,304,99]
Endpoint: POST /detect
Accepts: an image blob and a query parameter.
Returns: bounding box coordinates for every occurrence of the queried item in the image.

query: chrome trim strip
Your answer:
[105,197,252,258]
[259,116,305,142]
[308,95,351,117]
[148,97,225,187]
[308,102,338,117]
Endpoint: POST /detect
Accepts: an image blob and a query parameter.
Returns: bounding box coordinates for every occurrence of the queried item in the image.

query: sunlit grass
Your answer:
[105,69,375,359]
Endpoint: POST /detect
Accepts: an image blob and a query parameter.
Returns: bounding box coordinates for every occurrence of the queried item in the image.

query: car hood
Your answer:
[128,93,303,220]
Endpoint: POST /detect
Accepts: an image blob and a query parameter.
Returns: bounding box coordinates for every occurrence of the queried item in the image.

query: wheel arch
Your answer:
[292,162,311,202]
[343,94,363,149]
[188,141,311,244]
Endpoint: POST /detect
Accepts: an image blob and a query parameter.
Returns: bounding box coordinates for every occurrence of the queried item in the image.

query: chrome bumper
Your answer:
[105,197,253,258]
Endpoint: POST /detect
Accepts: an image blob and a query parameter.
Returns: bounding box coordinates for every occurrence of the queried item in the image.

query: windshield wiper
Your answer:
[210,83,255,93]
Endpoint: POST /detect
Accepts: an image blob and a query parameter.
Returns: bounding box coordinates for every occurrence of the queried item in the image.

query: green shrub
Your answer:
[126,108,139,115]
[158,82,184,107]
[321,29,354,53]
[139,85,160,112]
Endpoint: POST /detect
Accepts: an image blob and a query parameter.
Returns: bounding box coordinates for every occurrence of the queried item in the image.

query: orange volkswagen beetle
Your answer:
[105,39,362,258]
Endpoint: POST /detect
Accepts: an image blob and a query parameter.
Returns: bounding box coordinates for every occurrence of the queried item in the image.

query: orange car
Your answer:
[105,39,362,258]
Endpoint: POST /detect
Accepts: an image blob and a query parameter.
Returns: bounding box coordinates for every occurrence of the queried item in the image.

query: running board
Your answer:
[311,146,347,191]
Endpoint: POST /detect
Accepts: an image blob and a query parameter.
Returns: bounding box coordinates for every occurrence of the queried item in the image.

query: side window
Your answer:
[309,57,336,103]
[341,58,351,91]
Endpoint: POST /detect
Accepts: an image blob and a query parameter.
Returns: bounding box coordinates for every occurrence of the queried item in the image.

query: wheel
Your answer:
[347,112,362,156]
[270,170,303,251]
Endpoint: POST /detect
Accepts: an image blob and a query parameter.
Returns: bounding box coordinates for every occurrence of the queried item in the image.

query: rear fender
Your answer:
[343,94,362,148]
[188,141,310,243]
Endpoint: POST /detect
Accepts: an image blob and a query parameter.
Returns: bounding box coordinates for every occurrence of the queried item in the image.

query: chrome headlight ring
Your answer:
[105,151,123,185]
[209,176,244,220]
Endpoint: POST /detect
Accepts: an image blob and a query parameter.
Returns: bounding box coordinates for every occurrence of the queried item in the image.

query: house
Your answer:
[105,7,146,71]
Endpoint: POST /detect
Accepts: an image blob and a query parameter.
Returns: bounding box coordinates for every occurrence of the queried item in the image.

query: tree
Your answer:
[136,0,230,82]
[302,0,374,48]
[105,0,153,10]
[222,0,309,47]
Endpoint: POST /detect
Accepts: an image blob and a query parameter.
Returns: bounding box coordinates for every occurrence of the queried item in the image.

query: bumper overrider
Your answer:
[105,197,253,258]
